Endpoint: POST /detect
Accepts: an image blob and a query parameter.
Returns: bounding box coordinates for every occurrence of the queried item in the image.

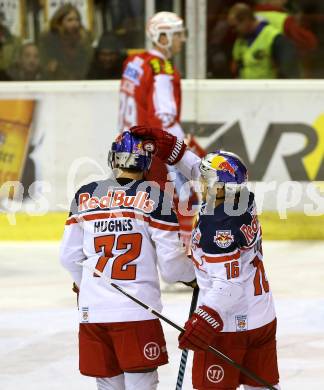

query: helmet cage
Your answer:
[199,151,248,194]
[108,132,152,172]
[108,150,152,171]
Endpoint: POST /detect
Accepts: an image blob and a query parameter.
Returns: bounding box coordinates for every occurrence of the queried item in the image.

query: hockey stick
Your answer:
[77,262,277,390]
[175,286,199,390]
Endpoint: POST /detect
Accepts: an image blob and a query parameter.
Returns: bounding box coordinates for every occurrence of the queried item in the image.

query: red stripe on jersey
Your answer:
[204,249,240,263]
[66,217,77,225]
[65,211,179,231]
[149,219,179,231]
[66,211,149,224]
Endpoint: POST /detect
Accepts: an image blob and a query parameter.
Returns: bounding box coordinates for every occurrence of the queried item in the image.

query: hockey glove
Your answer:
[130,125,186,165]
[178,305,223,351]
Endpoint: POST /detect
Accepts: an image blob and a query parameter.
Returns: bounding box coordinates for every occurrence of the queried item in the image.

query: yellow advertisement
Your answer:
[0,100,35,197]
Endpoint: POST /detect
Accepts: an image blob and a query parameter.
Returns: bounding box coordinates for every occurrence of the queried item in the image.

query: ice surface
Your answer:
[0,241,324,390]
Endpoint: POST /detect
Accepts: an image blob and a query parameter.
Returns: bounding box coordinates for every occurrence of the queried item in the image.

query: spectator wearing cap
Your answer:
[39,4,93,80]
[228,2,300,79]
[8,42,43,81]
[87,34,126,80]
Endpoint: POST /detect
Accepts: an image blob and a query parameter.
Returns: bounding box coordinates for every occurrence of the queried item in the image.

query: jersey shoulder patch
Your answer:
[197,213,238,256]
[123,55,145,85]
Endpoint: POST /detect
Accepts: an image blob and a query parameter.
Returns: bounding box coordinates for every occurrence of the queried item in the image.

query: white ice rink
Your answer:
[1,241,324,390]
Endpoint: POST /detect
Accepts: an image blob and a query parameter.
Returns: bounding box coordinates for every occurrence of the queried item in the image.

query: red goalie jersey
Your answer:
[119,49,183,139]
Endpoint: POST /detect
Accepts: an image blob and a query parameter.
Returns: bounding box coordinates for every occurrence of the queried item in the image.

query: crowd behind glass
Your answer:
[0,0,323,81]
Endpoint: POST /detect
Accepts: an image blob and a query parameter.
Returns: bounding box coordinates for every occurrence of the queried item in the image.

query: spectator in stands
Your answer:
[228,2,300,79]
[0,12,21,79]
[255,0,318,52]
[87,33,126,80]
[8,42,43,81]
[206,0,254,78]
[39,4,93,80]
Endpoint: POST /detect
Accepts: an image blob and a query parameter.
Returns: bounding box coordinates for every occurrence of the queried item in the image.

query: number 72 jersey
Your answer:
[191,193,276,332]
[60,179,195,324]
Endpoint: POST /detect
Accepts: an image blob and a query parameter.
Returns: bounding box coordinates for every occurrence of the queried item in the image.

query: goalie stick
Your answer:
[77,261,277,390]
[175,286,199,390]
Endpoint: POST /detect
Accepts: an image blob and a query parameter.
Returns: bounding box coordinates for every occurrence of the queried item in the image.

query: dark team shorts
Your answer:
[79,319,168,378]
[192,319,279,389]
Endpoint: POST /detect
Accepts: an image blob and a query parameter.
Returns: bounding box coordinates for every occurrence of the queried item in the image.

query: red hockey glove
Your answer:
[130,125,186,165]
[178,305,223,351]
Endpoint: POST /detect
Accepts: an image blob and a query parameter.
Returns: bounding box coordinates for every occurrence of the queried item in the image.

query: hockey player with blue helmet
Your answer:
[130,125,280,390]
[60,130,195,390]
[108,130,153,172]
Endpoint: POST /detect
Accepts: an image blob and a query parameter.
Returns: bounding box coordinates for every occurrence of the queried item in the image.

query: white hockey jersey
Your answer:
[176,150,276,332]
[60,177,195,324]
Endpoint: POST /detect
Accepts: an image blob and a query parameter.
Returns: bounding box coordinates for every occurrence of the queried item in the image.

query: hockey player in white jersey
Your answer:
[60,131,195,390]
[130,126,280,390]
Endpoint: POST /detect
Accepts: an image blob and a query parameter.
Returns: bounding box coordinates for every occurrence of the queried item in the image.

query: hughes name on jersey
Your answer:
[191,192,276,332]
[60,178,194,324]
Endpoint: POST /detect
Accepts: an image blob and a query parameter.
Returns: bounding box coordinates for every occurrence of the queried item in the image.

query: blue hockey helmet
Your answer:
[108,131,152,171]
[200,150,248,191]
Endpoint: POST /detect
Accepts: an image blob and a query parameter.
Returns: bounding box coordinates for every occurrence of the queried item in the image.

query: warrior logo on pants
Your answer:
[207,365,224,383]
[144,342,161,360]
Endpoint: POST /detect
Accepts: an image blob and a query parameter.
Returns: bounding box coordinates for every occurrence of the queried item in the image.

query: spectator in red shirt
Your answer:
[255,0,318,51]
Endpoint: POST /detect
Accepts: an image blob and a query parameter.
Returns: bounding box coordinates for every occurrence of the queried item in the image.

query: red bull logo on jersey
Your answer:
[78,190,155,214]
[211,155,236,177]
[214,230,234,248]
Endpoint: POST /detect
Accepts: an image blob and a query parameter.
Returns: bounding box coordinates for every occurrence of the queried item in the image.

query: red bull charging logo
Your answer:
[210,155,235,177]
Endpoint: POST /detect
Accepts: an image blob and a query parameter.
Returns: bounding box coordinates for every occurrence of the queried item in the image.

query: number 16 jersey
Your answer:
[191,192,276,332]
